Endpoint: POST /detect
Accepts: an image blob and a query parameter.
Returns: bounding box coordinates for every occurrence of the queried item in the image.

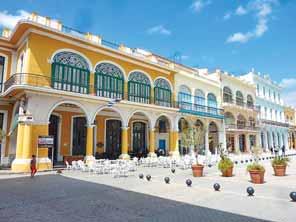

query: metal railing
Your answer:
[225,124,259,131]
[223,98,259,111]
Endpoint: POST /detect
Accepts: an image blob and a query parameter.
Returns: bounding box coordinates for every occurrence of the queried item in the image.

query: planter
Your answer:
[192,164,204,177]
[273,165,286,176]
[249,170,265,184]
[221,167,233,177]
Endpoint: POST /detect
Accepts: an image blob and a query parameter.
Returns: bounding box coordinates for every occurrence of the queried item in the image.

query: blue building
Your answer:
[240,70,289,151]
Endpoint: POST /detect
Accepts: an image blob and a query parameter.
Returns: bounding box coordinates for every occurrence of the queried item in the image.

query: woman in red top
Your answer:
[30,155,37,178]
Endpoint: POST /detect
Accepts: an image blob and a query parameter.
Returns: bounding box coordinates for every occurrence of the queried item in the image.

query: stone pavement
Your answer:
[62,155,296,222]
[0,174,268,222]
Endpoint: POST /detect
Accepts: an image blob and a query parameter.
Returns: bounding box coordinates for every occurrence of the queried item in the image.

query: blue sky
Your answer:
[0,0,296,105]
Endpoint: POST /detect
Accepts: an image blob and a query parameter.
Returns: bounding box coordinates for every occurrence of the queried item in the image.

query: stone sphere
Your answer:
[146,174,151,181]
[164,177,170,184]
[247,187,255,196]
[186,179,192,187]
[213,183,220,191]
[290,192,296,201]
[171,168,176,174]
[139,173,144,179]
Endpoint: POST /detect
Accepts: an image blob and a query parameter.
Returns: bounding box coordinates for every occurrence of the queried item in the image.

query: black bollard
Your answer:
[213,183,220,191]
[186,179,192,187]
[247,187,255,196]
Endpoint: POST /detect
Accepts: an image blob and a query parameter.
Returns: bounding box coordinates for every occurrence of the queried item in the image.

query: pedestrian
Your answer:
[30,155,37,178]
[281,145,286,156]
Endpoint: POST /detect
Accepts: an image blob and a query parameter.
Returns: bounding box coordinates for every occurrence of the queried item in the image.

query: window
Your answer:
[264,107,267,119]
[194,89,206,112]
[154,78,171,107]
[236,91,244,106]
[128,71,151,104]
[19,53,24,73]
[263,87,266,96]
[158,119,167,133]
[237,115,246,129]
[178,85,192,110]
[207,93,217,114]
[51,51,90,94]
[256,84,259,95]
[0,56,5,92]
[273,92,276,101]
[223,87,233,103]
[247,95,254,108]
[269,89,271,98]
[94,62,124,99]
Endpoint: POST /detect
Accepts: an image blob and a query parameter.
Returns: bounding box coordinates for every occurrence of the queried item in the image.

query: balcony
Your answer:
[2,73,179,109]
[225,124,259,131]
[222,99,259,111]
[261,119,289,128]
[178,101,224,119]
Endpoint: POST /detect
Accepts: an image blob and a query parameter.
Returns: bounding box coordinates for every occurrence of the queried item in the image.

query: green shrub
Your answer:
[247,163,265,172]
[218,156,234,172]
[272,156,289,167]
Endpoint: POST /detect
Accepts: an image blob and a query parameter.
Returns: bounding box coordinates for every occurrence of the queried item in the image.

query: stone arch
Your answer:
[47,100,91,125]
[127,110,152,128]
[93,60,126,80]
[90,105,126,126]
[50,48,92,70]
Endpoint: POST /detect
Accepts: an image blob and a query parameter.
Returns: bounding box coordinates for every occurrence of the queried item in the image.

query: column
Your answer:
[264,131,269,151]
[270,131,274,149]
[148,128,156,157]
[245,133,250,153]
[169,130,179,157]
[234,134,240,153]
[22,124,33,159]
[15,123,24,159]
[284,133,289,150]
[120,126,130,159]
[85,125,95,162]
[205,129,209,155]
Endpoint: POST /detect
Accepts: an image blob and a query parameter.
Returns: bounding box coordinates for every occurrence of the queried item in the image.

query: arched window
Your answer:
[128,71,151,103]
[237,114,246,129]
[95,62,124,99]
[52,51,90,94]
[225,112,235,126]
[249,117,256,128]
[223,87,233,103]
[247,95,254,108]
[178,85,192,110]
[194,89,205,112]
[236,91,244,106]
[154,78,171,107]
[207,93,217,114]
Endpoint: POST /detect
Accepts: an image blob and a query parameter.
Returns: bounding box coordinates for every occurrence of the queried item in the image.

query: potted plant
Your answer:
[271,155,289,176]
[247,146,265,184]
[218,155,234,177]
[181,123,205,177]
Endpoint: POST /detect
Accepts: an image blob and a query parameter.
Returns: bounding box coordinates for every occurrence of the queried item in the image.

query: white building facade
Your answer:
[240,71,289,151]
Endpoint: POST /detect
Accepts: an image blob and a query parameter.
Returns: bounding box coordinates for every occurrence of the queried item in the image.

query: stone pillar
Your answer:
[270,132,274,149]
[15,123,24,159]
[85,125,95,162]
[120,126,130,159]
[245,133,250,153]
[234,133,240,153]
[22,124,33,159]
[205,129,209,155]
[169,130,179,157]
[264,131,268,151]
[148,128,156,157]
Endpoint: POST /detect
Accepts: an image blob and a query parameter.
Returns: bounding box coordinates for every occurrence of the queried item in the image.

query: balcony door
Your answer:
[0,56,5,92]
[132,122,147,156]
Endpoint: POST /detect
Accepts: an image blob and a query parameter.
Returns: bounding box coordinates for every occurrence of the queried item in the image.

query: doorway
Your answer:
[105,119,122,159]
[132,122,147,156]
[72,116,87,156]
[49,114,60,164]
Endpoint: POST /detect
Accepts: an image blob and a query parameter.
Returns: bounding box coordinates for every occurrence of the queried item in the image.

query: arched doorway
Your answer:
[239,134,246,152]
[105,119,122,159]
[209,122,218,154]
[72,116,87,156]
[155,115,170,155]
[47,102,88,160]
[48,114,60,164]
[132,122,147,156]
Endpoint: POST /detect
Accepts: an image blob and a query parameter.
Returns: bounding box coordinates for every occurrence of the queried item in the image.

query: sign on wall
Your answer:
[38,136,54,148]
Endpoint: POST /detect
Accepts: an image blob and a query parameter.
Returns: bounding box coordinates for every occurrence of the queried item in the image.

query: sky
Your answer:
[0,0,296,106]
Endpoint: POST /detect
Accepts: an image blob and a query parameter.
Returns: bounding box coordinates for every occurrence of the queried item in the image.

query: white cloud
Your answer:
[0,10,30,29]
[226,0,278,43]
[227,32,253,43]
[236,6,248,15]
[191,0,211,13]
[147,25,171,36]
[223,12,231,20]
[280,78,296,107]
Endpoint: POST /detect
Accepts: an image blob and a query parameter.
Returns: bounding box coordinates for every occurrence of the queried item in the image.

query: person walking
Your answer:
[30,155,37,178]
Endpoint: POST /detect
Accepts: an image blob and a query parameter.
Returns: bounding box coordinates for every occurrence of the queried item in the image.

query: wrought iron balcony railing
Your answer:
[223,99,259,111]
[3,73,180,108]
[178,101,224,119]
[225,123,259,131]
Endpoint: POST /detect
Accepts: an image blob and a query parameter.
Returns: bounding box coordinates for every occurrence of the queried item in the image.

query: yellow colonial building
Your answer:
[0,13,186,172]
[284,106,296,149]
